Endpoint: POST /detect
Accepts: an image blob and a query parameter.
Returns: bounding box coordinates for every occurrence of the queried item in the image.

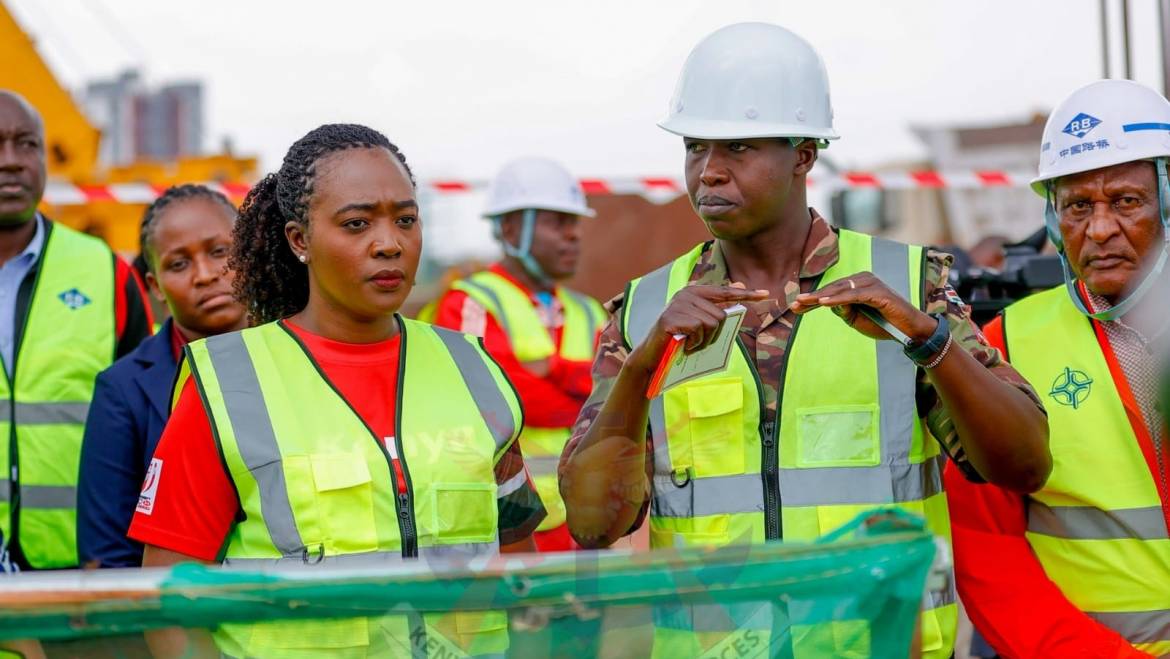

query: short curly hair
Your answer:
[229,124,414,324]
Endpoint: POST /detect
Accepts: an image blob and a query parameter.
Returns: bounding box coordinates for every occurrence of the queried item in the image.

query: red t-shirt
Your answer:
[128,321,400,561]
[945,316,1152,659]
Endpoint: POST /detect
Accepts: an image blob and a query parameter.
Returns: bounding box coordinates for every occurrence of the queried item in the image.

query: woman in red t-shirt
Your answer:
[130,125,545,658]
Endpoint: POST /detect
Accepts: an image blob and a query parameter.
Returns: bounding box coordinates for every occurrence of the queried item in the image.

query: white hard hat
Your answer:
[1034,79,1170,322]
[1032,79,1170,195]
[658,22,839,141]
[482,157,595,218]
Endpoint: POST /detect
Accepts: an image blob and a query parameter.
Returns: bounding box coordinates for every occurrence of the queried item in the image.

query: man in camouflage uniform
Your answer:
[568,210,1045,485]
[558,22,1051,658]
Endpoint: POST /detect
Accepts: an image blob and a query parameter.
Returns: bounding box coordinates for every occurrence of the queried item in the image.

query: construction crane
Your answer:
[0,0,256,255]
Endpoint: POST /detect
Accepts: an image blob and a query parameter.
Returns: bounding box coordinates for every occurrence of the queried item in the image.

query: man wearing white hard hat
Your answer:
[946,79,1170,658]
[431,157,605,552]
[559,22,1051,657]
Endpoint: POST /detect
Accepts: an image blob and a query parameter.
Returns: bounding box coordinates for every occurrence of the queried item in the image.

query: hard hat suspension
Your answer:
[492,208,552,286]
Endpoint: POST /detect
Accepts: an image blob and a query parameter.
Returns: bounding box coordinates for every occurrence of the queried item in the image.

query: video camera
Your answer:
[947,227,1064,326]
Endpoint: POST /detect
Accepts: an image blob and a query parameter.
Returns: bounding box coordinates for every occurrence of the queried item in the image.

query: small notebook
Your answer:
[646,304,747,399]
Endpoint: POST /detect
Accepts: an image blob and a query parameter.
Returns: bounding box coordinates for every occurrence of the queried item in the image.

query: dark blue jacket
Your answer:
[77,319,178,567]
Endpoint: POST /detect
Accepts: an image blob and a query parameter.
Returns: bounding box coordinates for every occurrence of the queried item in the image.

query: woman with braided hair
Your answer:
[77,184,246,570]
[130,124,544,659]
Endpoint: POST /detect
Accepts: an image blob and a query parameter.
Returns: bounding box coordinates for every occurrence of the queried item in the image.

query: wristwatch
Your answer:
[903,314,949,365]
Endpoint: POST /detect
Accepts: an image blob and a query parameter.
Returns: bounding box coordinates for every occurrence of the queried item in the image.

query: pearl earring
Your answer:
[298,254,307,263]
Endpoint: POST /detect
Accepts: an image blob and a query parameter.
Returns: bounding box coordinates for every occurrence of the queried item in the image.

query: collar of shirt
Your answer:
[1085,286,1170,349]
[7,214,46,270]
[689,209,839,284]
[169,321,189,362]
[688,208,839,311]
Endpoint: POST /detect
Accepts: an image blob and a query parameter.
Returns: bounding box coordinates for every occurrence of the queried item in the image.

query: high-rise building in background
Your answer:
[83,70,204,166]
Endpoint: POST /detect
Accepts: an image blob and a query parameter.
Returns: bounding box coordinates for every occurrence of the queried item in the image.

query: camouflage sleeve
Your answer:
[916,249,1046,483]
[559,291,653,535]
[494,440,546,545]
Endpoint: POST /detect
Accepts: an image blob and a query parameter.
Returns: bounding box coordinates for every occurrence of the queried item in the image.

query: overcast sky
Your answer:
[9,0,1167,182]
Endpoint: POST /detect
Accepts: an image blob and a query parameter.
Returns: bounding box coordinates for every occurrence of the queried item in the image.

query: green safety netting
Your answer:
[0,510,941,658]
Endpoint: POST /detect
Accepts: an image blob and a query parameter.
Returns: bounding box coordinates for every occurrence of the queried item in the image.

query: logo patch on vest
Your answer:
[58,288,91,310]
[1049,366,1093,409]
[136,458,163,515]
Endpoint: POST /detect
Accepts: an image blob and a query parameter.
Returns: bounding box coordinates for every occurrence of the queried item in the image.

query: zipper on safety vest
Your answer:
[388,318,418,559]
[738,338,782,541]
[385,437,418,558]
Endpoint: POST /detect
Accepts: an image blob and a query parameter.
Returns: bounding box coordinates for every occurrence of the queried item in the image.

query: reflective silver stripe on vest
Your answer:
[0,480,76,508]
[1027,501,1170,540]
[871,237,918,473]
[419,541,498,565]
[780,454,945,506]
[204,332,305,556]
[221,541,498,569]
[432,329,516,452]
[626,261,677,479]
[652,456,944,517]
[18,484,75,508]
[0,402,90,425]
[626,259,673,348]
[651,473,764,518]
[649,395,673,477]
[525,454,560,477]
[1087,609,1170,646]
[459,278,510,336]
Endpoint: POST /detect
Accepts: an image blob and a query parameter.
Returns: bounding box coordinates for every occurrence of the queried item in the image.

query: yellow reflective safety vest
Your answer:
[451,269,604,531]
[415,298,439,324]
[621,229,955,658]
[1004,286,1170,656]
[184,318,522,658]
[0,220,115,569]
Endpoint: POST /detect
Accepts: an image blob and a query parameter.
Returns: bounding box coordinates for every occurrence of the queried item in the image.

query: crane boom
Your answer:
[0,1,100,181]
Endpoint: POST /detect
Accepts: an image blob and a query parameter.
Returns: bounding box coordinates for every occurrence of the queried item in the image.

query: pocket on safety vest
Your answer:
[240,616,371,653]
[650,514,732,548]
[795,404,880,468]
[683,378,746,477]
[419,609,509,657]
[433,483,497,544]
[309,453,378,553]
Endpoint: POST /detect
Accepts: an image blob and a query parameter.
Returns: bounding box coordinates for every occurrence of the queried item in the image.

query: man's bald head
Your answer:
[0,91,43,136]
[0,90,46,224]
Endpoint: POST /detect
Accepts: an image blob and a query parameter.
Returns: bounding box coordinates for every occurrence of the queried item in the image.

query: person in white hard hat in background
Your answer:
[558,22,1051,657]
[430,157,605,552]
[946,80,1170,658]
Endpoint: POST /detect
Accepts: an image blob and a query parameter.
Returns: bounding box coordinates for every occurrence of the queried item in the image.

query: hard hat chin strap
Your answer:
[492,208,553,286]
[1046,157,1170,321]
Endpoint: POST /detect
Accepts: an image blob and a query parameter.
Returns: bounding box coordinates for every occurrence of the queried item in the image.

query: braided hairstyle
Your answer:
[230,124,414,324]
[139,184,237,271]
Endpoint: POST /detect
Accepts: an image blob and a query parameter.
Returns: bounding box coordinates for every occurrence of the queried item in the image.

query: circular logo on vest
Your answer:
[1049,366,1093,409]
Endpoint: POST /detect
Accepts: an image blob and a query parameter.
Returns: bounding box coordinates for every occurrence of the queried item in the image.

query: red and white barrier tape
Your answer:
[42,171,1034,205]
